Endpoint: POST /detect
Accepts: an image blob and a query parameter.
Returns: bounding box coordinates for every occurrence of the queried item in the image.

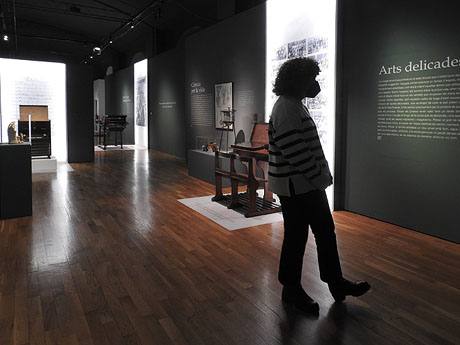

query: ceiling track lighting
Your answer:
[80,0,163,64]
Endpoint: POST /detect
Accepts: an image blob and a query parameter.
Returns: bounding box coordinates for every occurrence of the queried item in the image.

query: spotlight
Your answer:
[109,40,113,44]
[3,34,8,41]
[90,56,93,59]
[93,46,101,55]
[130,21,135,29]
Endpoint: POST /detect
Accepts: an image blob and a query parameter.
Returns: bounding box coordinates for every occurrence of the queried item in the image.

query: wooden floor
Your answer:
[1,149,459,345]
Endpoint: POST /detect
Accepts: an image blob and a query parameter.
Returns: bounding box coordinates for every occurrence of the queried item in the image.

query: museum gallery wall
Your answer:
[340,0,460,243]
[66,64,94,163]
[148,44,187,158]
[106,3,265,158]
[185,4,266,154]
[105,65,135,145]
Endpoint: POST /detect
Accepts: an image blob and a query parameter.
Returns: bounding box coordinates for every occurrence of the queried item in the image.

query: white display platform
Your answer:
[95,145,136,152]
[32,157,57,173]
[178,191,283,231]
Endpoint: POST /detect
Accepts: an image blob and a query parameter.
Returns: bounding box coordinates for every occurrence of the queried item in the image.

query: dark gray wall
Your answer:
[340,0,460,243]
[105,66,135,145]
[185,3,266,153]
[66,64,94,163]
[148,45,187,158]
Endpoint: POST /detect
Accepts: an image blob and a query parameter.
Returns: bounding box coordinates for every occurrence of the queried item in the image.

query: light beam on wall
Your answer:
[266,0,337,205]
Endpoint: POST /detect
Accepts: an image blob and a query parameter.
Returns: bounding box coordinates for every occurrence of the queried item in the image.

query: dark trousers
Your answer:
[278,189,343,287]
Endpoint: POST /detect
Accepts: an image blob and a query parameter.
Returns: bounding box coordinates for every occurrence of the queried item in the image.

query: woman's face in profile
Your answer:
[299,76,318,99]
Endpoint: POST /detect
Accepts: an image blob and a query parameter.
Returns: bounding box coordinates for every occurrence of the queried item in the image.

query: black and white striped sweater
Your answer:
[268,95,332,196]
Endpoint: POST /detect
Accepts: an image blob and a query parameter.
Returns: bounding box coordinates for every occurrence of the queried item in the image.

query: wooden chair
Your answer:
[228,155,267,216]
[212,150,268,217]
[211,150,234,202]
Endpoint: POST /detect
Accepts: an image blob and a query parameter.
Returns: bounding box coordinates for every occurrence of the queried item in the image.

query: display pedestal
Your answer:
[0,143,32,219]
[188,149,231,187]
[32,157,57,173]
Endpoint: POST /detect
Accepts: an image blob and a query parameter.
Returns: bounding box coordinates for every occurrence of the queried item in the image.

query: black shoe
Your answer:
[328,279,371,302]
[282,286,320,315]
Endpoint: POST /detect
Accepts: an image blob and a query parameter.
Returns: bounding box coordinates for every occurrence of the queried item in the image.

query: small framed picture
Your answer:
[215,82,233,129]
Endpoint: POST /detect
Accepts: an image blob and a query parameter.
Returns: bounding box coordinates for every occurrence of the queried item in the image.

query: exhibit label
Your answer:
[191,82,205,94]
[379,56,460,75]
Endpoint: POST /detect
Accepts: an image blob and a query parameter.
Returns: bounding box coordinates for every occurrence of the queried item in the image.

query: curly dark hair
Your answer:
[272,58,320,96]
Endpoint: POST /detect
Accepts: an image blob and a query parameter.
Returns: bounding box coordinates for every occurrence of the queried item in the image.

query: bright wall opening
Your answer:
[266,0,337,204]
[0,58,67,162]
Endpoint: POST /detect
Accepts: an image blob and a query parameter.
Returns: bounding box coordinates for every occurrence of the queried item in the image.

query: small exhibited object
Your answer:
[8,122,18,144]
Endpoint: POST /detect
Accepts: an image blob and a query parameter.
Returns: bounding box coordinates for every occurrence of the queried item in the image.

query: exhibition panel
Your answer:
[341,0,460,242]
[148,46,187,158]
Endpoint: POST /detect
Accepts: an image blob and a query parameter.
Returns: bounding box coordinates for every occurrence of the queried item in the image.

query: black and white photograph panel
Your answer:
[308,36,328,55]
[215,82,233,129]
[287,39,307,59]
[274,44,287,61]
[135,76,147,127]
[314,53,329,71]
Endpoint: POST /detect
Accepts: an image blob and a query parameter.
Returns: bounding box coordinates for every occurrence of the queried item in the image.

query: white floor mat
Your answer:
[178,191,283,231]
[95,145,137,151]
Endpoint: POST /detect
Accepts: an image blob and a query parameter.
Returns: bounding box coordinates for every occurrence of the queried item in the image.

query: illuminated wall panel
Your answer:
[0,59,67,161]
[266,0,337,203]
[134,59,148,148]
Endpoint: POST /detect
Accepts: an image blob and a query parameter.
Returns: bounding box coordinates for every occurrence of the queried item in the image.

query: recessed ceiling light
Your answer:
[3,35,8,41]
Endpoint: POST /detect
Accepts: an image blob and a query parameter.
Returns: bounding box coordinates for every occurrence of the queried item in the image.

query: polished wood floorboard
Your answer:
[1,149,459,345]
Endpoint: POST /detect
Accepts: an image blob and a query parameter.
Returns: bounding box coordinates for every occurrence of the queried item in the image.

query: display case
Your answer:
[18,120,52,158]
